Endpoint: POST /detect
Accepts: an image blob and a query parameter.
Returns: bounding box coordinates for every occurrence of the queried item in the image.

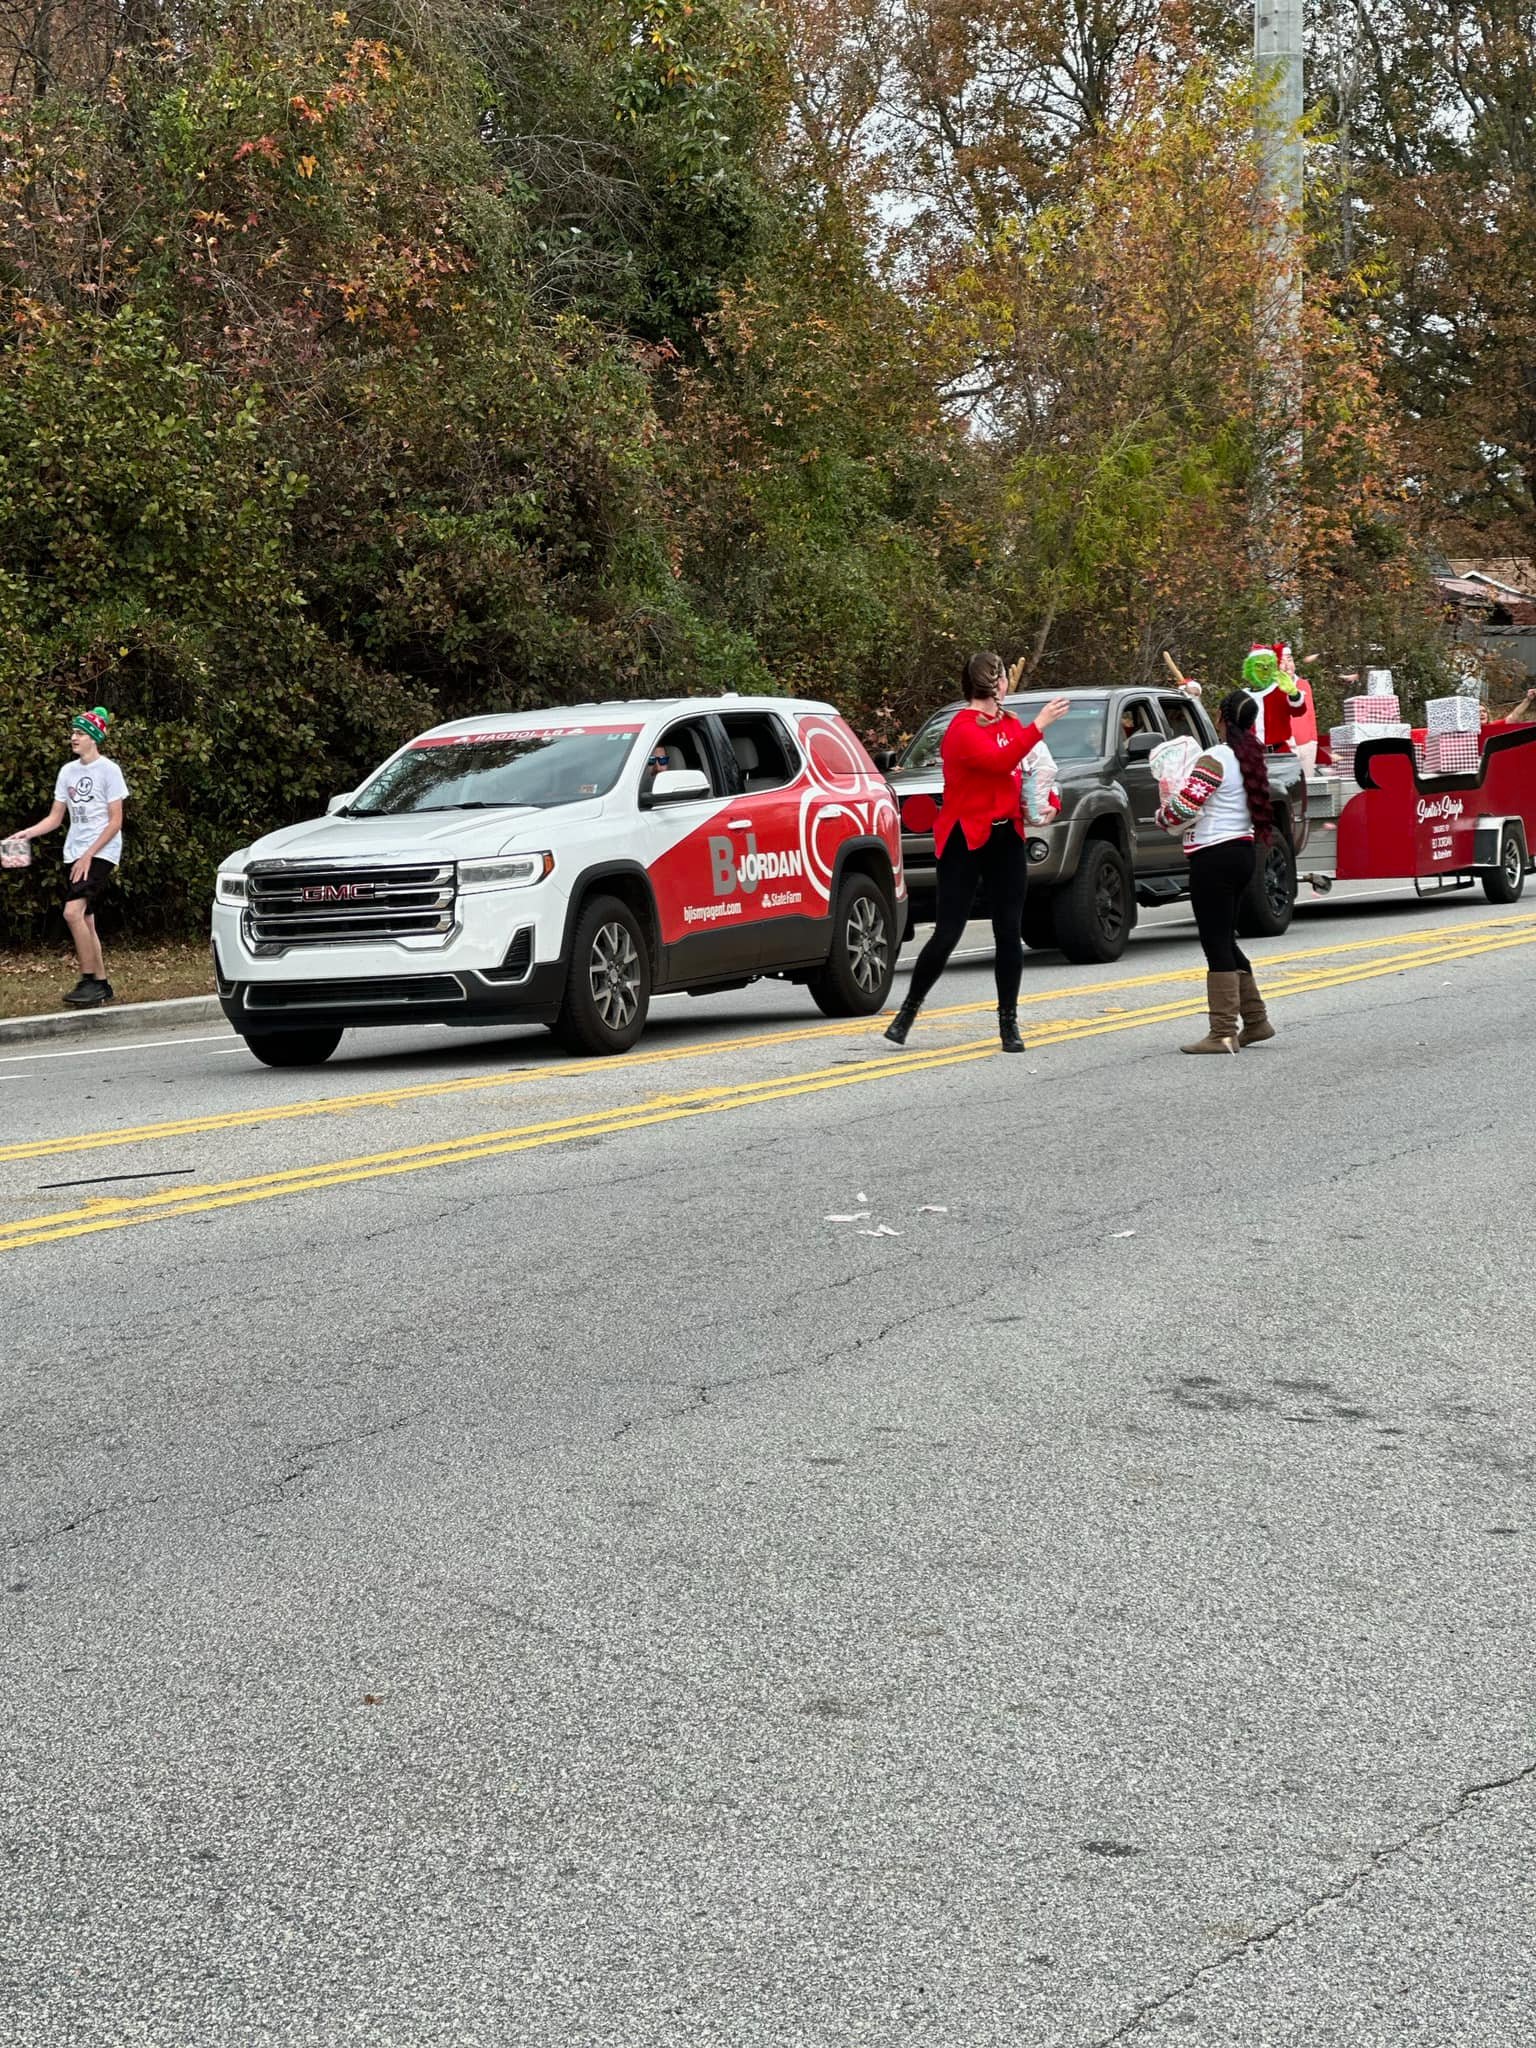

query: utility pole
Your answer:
[1253,0,1304,625]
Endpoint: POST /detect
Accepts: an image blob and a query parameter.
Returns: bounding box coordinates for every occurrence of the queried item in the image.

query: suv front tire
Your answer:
[241,1028,343,1067]
[552,894,652,1054]
[808,873,897,1016]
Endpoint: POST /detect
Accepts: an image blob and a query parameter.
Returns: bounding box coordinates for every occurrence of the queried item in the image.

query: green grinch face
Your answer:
[1242,650,1279,691]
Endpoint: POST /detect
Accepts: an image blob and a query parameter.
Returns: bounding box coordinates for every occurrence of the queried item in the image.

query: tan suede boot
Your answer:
[1181,972,1240,1054]
[1237,971,1275,1047]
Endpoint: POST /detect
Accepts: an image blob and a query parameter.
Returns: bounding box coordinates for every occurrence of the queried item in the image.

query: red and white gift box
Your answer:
[1422,731,1480,775]
[1344,692,1402,725]
[1425,695,1482,735]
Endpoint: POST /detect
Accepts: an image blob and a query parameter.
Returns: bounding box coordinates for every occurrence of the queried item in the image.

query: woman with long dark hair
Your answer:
[1155,690,1278,1054]
[885,652,1070,1053]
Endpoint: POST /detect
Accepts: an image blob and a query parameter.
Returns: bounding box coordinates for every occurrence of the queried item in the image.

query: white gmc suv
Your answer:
[211,695,905,1065]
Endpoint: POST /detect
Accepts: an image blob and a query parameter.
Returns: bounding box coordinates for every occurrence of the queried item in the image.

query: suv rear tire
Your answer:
[242,1028,343,1067]
[1053,840,1132,963]
[1236,833,1297,938]
[552,894,652,1054]
[808,874,897,1016]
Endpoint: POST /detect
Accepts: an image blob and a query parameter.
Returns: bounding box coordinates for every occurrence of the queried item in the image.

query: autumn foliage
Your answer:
[0,0,1514,937]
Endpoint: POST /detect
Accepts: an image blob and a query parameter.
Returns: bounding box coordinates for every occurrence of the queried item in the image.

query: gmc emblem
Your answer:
[303,882,371,902]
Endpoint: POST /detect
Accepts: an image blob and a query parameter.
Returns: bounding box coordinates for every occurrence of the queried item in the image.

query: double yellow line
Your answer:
[1,911,1532,1257]
[3,910,1531,1171]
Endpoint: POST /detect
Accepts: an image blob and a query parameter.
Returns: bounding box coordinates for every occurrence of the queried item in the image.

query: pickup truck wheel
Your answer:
[808,875,897,1016]
[551,895,651,1054]
[1480,826,1526,903]
[1236,834,1297,938]
[1052,841,1131,963]
[1020,891,1059,951]
[241,1028,343,1067]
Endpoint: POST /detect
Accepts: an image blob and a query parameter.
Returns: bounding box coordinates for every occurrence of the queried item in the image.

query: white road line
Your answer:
[0,1032,234,1065]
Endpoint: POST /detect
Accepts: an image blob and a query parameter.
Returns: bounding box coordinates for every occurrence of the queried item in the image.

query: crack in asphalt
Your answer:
[1090,1758,1536,2044]
[4,1490,165,1553]
[606,1272,988,1447]
[253,1408,429,1507]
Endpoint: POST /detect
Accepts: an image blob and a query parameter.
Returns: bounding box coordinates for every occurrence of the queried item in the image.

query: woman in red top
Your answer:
[886,653,1070,1053]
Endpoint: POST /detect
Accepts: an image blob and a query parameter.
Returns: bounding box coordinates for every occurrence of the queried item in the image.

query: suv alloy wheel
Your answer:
[808,873,897,1016]
[552,893,652,1054]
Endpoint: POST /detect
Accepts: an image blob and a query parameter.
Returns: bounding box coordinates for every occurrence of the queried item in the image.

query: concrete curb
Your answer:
[0,993,226,1049]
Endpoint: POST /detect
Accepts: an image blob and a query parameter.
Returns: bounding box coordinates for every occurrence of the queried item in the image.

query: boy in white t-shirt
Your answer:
[11,707,130,1007]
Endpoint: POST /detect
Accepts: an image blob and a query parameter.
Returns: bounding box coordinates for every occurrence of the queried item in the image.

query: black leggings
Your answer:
[1188,838,1256,975]
[908,822,1027,1010]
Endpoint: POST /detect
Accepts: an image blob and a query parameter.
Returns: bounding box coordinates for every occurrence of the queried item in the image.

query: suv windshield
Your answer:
[901,696,1108,771]
[348,725,640,816]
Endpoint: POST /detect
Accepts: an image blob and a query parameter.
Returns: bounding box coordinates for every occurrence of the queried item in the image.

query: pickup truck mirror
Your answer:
[641,767,711,808]
[1124,731,1159,760]
[872,748,897,772]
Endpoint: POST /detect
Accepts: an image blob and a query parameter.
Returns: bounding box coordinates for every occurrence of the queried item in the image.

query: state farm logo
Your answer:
[1416,796,1465,824]
[709,835,805,896]
[302,882,374,902]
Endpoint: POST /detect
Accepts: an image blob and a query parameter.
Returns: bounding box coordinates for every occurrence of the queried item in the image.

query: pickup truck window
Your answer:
[902,697,1107,770]
[1118,698,1159,745]
[1160,696,1207,743]
[350,726,640,815]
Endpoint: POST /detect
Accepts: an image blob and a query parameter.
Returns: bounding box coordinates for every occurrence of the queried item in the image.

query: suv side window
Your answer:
[1160,696,1206,744]
[1118,697,1159,747]
[645,718,722,796]
[718,712,798,794]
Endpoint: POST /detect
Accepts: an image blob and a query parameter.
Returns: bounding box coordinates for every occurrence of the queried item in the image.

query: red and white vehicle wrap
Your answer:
[211,696,905,1062]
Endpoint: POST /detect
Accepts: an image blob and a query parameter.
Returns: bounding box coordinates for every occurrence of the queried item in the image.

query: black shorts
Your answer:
[63,859,116,910]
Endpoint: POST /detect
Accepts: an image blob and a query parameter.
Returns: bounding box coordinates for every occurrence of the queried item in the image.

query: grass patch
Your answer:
[0,941,214,1020]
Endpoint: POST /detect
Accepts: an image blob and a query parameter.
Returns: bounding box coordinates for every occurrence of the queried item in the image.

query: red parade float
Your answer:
[1302,720,1536,902]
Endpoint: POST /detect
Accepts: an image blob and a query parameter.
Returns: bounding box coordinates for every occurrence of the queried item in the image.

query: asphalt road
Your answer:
[2,887,1534,2047]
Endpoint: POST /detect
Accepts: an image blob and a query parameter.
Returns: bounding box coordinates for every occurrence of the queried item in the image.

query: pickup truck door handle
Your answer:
[726,817,753,829]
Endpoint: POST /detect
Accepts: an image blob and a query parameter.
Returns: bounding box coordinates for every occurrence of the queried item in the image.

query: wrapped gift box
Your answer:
[1344,693,1402,724]
[1423,731,1481,775]
[1426,695,1482,734]
[1331,721,1409,746]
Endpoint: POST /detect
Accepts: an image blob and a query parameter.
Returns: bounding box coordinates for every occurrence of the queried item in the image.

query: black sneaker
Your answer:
[62,976,109,1008]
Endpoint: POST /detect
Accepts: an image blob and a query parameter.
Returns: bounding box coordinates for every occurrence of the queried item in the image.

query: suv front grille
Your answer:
[245,862,456,951]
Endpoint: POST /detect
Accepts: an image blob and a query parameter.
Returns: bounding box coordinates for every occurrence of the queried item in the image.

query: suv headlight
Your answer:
[216,871,248,902]
[457,852,555,893]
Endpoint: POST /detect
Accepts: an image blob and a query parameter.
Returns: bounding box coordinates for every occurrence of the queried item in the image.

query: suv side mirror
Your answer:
[326,792,354,815]
[1124,731,1159,760]
[642,767,711,808]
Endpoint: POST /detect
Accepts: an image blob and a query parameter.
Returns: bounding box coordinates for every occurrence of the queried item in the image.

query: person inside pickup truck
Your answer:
[1121,703,1158,744]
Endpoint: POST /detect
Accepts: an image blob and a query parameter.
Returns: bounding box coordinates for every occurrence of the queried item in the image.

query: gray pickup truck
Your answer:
[882,686,1309,963]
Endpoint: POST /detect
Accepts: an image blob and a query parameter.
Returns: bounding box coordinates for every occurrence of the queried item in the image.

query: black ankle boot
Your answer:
[998,1005,1025,1053]
[884,999,919,1046]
